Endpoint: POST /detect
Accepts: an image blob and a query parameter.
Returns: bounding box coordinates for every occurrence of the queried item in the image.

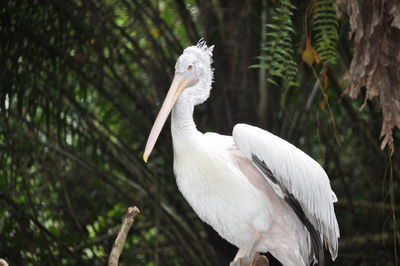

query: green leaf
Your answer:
[254,0,298,89]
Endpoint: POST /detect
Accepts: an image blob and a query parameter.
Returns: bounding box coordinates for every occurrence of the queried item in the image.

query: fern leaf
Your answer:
[256,0,299,88]
[312,0,339,64]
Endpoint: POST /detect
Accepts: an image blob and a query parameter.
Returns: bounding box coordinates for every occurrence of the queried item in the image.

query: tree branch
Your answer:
[108,206,140,266]
[236,253,269,266]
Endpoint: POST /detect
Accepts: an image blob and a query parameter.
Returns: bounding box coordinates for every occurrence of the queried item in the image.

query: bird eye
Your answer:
[187,64,193,71]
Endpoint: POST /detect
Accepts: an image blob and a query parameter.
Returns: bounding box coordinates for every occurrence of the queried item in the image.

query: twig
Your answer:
[234,253,269,266]
[339,232,400,249]
[108,206,140,266]
[251,253,269,266]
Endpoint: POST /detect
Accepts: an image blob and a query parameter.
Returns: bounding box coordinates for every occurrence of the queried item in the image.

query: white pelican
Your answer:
[143,41,339,266]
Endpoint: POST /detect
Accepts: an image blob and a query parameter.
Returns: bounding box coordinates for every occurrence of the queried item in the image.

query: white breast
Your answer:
[172,132,288,248]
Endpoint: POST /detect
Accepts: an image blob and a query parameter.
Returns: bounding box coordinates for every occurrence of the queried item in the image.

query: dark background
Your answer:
[0,0,399,265]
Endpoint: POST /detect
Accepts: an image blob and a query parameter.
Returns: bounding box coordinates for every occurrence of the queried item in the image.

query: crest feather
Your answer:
[183,38,214,64]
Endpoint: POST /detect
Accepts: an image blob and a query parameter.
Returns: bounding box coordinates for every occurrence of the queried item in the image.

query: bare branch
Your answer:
[251,253,269,266]
[340,233,400,250]
[234,253,269,266]
[108,206,140,266]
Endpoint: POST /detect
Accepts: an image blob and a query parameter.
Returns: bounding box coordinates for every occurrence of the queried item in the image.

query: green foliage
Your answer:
[0,1,211,265]
[0,1,399,266]
[256,0,299,88]
[312,0,339,64]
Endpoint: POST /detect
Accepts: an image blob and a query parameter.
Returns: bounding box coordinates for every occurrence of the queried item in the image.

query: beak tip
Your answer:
[143,153,149,163]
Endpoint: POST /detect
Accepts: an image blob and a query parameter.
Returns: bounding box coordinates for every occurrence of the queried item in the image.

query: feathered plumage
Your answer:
[144,41,340,266]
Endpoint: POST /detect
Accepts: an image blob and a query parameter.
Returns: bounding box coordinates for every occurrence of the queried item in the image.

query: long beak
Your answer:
[143,73,195,162]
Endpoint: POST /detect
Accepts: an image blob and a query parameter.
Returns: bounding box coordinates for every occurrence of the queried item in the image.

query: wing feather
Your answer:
[233,123,340,260]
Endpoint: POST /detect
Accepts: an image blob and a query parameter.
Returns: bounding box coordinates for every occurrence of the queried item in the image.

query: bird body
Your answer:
[172,128,311,265]
[144,41,339,266]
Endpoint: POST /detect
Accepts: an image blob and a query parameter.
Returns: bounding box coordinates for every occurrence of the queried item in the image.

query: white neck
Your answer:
[171,92,198,137]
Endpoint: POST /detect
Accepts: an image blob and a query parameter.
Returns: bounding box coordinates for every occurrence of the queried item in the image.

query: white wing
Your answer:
[233,123,340,260]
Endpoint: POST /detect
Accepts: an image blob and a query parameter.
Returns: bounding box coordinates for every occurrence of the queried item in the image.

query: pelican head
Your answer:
[143,41,214,162]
